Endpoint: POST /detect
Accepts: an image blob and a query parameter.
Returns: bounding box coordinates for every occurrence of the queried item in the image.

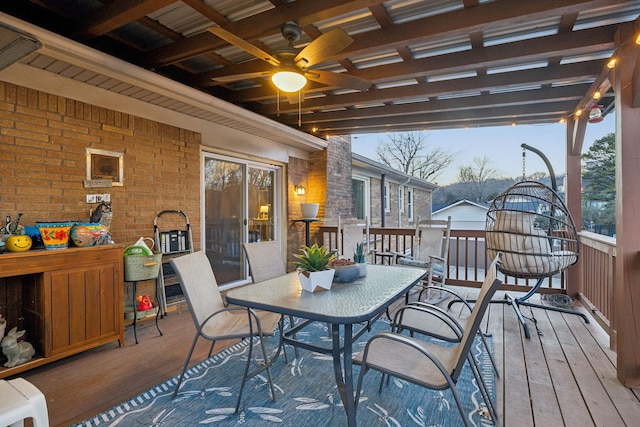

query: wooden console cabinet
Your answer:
[0,245,124,378]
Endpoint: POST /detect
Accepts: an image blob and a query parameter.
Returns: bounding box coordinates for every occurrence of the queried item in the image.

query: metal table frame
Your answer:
[225,264,426,427]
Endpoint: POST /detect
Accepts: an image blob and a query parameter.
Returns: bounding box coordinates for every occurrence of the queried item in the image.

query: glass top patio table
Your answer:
[225,264,426,427]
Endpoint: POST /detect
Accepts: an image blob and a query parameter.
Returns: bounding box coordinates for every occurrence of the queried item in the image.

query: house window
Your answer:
[384,182,390,213]
[407,188,414,221]
[399,186,405,213]
[352,176,370,220]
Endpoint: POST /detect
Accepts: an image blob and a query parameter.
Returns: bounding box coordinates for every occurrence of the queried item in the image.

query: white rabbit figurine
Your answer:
[1,326,35,367]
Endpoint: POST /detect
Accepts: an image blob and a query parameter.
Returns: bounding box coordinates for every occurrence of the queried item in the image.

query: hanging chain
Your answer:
[298,90,302,127]
[522,146,527,181]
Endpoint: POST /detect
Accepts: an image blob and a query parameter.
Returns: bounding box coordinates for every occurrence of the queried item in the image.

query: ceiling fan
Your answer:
[209,22,371,95]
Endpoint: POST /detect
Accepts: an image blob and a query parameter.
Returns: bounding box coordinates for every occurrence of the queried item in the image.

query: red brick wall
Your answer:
[324,135,354,223]
[0,82,201,250]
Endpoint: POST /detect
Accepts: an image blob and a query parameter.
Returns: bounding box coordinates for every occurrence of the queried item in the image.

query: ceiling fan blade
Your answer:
[294,28,353,69]
[208,27,280,67]
[305,70,371,91]
[212,71,271,83]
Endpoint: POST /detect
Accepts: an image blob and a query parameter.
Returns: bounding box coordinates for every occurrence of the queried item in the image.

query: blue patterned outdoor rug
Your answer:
[72,318,494,426]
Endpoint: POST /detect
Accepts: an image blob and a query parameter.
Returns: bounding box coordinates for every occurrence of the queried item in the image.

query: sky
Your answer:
[351,113,616,186]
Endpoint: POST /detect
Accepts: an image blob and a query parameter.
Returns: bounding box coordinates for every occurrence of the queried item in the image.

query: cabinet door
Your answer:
[47,263,120,356]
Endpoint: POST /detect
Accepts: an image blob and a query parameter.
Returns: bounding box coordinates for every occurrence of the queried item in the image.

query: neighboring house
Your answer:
[351,153,437,228]
[432,199,489,230]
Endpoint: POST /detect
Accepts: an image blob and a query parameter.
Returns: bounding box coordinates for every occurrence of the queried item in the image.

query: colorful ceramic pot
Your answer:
[70,222,108,247]
[37,221,74,250]
[5,235,32,252]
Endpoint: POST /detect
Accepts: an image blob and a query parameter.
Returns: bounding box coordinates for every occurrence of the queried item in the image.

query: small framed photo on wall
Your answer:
[86,148,124,186]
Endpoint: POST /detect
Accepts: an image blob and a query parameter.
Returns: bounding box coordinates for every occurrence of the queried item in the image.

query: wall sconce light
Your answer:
[295,185,306,196]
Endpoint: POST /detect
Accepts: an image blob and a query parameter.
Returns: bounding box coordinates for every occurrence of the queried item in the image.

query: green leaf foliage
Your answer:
[582,133,615,202]
[293,243,337,272]
[353,242,366,263]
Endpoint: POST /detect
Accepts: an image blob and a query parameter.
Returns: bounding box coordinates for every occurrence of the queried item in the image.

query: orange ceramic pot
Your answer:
[37,222,73,250]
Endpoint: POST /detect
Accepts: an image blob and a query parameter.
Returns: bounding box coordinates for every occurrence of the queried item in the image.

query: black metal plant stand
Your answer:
[293,218,320,247]
[127,280,163,344]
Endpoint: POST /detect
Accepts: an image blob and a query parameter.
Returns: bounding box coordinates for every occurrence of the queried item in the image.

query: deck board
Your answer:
[550,309,624,426]
[535,309,593,426]
[522,308,564,426]
[14,288,640,427]
[502,299,536,426]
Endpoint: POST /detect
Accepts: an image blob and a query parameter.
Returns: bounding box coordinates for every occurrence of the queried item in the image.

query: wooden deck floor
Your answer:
[16,290,640,427]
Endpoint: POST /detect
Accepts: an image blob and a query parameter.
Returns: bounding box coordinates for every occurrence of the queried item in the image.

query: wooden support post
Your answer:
[613,20,640,387]
[565,116,584,297]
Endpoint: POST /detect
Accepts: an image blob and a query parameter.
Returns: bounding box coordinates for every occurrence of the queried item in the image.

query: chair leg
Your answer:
[257,333,277,402]
[172,332,201,399]
[207,340,216,358]
[235,336,254,414]
[449,385,472,427]
[354,365,369,409]
[288,315,300,360]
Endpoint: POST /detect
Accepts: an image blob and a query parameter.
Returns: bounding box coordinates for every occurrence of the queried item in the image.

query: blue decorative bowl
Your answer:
[24,225,44,249]
[332,264,360,283]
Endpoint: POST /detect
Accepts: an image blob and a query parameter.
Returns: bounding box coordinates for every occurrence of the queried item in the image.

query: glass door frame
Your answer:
[201,150,282,290]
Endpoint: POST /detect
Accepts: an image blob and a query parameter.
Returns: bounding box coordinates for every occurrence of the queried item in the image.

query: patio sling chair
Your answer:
[395,216,452,304]
[353,253,503,427]
[337,216,370,261]
[170,251,283,413]
[391,284,500,377]
[243,240,299,359]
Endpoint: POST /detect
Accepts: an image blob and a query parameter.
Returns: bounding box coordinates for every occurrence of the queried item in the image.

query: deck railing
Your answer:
[577,231,616,335]
[318,226,615,333]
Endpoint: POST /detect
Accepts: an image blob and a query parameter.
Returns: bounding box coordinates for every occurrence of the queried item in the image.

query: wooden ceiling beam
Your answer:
[312,115,564,135]
[276,84,591,125]
[218,25,614,101]
[77,0,176,37]
[338,0,625,59]
[309,104,570,133]
[144,0,386,66]
[195,13,615,90]
[253,61,602,115]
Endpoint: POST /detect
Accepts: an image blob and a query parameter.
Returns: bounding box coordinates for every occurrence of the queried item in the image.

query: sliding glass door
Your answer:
[203,154,278,287]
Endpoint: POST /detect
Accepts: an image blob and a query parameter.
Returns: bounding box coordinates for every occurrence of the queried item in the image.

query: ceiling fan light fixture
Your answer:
[272,70,306,93]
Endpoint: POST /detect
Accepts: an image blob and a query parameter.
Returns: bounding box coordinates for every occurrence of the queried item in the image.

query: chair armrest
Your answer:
[392,251,411,263]
[411,286,474,313]
[392,304,463,340]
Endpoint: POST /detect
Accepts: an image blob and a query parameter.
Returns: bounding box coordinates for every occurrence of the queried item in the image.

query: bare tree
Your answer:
[375,132,453,182]
[457,156,499,202]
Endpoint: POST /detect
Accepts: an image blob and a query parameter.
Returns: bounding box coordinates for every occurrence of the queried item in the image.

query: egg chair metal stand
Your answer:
[456,144,589,338]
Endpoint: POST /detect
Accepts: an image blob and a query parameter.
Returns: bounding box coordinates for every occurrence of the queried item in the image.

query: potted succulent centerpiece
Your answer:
[293,243,337,292]
[354,242,367,277]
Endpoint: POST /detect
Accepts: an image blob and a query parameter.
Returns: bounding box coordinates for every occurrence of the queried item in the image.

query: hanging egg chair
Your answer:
[474,143,589,339]
[486,180,579,279]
